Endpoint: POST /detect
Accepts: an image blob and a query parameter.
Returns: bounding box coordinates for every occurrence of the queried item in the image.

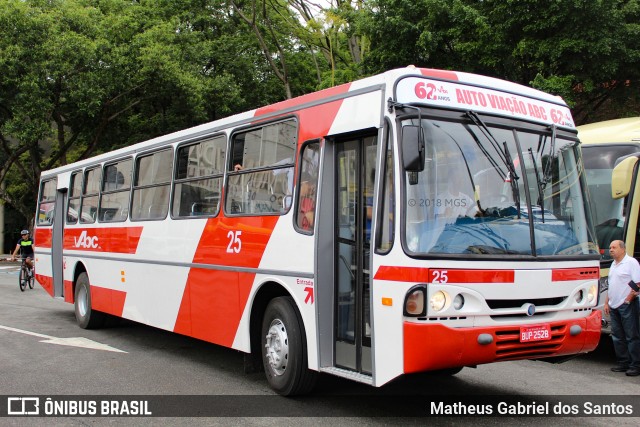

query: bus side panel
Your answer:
[232,216,317,364]
[34,227,54,296]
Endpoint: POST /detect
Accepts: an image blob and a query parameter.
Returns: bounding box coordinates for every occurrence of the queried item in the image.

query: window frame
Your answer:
[98,157,133,223]
[224,117,298,217]
[171,134,227,219]
[130,148,174,222]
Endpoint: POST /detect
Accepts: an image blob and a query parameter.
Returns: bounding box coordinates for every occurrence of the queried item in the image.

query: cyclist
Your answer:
[11,229,34,274]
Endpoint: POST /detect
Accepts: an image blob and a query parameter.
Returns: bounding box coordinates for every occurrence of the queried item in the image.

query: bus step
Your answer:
[320,367,373,385]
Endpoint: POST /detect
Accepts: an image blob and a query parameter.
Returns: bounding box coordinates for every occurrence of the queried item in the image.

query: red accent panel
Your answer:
[90,285,126,317]
[175,215,280,344]
[419,68,459,81]
[64,280,74,303]
[34,228,52,249]
[37,275,54,297]
[403,311,601,373]
[192,217,279,267]
[179,269,242,347]
[552,267,599,281]
[63,227,143,254]
[255,83,351,117]
[374,266,430,282]
[374,266,515,283]
[173,284,192,336]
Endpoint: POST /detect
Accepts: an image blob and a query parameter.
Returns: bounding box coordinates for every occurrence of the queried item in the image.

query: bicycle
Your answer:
[18,258,34,292]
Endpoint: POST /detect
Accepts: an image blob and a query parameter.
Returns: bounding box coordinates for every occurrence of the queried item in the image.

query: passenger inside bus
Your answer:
[298,172,316,231]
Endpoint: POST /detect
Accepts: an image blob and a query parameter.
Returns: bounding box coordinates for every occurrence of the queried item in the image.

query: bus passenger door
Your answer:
[52,189,66,297]
[330,133,377,374]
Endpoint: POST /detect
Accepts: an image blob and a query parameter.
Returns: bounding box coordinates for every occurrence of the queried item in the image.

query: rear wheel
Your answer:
[74,272,106,329]
[261,296,317,396]
[18,267,26,292]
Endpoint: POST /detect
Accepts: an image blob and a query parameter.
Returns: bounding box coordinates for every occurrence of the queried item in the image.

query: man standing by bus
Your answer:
[605,240,640,376]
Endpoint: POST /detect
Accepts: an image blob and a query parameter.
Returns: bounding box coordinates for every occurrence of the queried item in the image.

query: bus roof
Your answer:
[578,117,640,144]
[42,66,572,179]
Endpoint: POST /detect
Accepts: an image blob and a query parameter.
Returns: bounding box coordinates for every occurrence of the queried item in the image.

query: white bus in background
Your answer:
[34,66,601,396]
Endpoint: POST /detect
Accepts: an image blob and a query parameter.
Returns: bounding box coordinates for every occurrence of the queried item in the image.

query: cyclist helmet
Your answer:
[21,229,29,235]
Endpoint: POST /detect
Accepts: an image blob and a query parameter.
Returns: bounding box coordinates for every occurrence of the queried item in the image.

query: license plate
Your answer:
[520,324,551,342]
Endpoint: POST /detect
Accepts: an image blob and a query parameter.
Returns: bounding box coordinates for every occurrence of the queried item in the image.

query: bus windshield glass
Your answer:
[404,116,598,257]
[582,144,640,260]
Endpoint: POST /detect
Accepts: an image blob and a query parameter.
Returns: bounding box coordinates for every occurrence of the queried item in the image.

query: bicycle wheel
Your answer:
[28,269,34,289]
[18,267,26,292]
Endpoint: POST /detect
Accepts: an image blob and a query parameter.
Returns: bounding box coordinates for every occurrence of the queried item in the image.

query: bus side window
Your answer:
[376,128,395,253]
[67,171,83,224]
[131,149,173,221]
[37,179,57,226]
[80,167,101,224]
[172,136,225,218]
[100,159,132,222]
[226,119,296,216]
[296,141,320,233]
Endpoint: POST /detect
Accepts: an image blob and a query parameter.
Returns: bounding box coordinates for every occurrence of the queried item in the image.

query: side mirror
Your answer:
[402,125,425,172]
[612,156,639,199]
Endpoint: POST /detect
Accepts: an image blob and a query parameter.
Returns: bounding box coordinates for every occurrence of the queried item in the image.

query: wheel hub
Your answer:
[77,286,88,317]
[264,319,288,376]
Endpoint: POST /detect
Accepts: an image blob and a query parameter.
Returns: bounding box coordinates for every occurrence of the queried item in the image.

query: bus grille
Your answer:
[486,296,566,309]
[493,324,566,360]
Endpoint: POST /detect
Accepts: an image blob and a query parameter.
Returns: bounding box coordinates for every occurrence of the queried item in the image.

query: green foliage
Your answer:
[361,0,640,122]
[1,0,639,226]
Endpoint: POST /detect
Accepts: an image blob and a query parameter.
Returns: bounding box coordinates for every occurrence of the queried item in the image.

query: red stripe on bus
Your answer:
[175,216,280,345]
[63,227,143,254]
[419,68,459,81]
[552,268,599,281]
[174,269,254,347]
[34,228,52,248]
[37,274,54,296]
[255,83,351,117]
[374,266,515,283]
[64,280,74,303]
[90,285,126,317]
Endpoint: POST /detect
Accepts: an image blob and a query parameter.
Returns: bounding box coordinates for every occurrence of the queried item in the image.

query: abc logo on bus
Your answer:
[74,230,99,249]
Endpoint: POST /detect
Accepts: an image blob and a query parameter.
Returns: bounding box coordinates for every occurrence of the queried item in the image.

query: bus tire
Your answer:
[74,272,106,329]
[261,296,317,396]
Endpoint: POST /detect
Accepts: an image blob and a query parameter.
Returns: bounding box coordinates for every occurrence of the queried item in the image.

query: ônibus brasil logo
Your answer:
[74,230,99,249]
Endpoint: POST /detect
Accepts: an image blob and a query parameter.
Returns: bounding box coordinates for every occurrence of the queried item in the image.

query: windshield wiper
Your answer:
[529,148,545,222]
[466,111,521,217]
[541,125,557,190]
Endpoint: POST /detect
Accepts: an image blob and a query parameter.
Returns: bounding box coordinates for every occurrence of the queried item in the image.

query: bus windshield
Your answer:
[582,144,640,260]
[404,116,598,257]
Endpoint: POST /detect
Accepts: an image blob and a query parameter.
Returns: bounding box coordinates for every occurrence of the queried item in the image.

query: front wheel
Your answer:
[74,272,106,329]
[28,269,34,289]
[261,297,317,396]
[18,267,26,292]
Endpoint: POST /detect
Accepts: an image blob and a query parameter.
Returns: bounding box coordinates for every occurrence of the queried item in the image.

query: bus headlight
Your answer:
[588,284,598,303]
[574,290,584,303]
[404,286,426,316]
[453,294,465,310]
[430,291,448,312]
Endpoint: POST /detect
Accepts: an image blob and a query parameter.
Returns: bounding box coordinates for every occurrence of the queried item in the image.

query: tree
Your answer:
[360,0,640,123]
[0,0,248,223]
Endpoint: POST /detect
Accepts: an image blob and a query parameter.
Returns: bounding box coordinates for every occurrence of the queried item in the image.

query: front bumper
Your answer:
[403,310,601,373]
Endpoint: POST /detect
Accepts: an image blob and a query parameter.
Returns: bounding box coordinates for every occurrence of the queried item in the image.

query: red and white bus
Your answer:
[34,66,601,395]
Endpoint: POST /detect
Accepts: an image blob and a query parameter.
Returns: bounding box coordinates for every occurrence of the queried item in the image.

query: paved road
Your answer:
[0,266,639,426]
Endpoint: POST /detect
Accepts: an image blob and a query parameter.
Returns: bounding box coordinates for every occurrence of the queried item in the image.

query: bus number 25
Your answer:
[227,230,242,253]
[431,270,448,283]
